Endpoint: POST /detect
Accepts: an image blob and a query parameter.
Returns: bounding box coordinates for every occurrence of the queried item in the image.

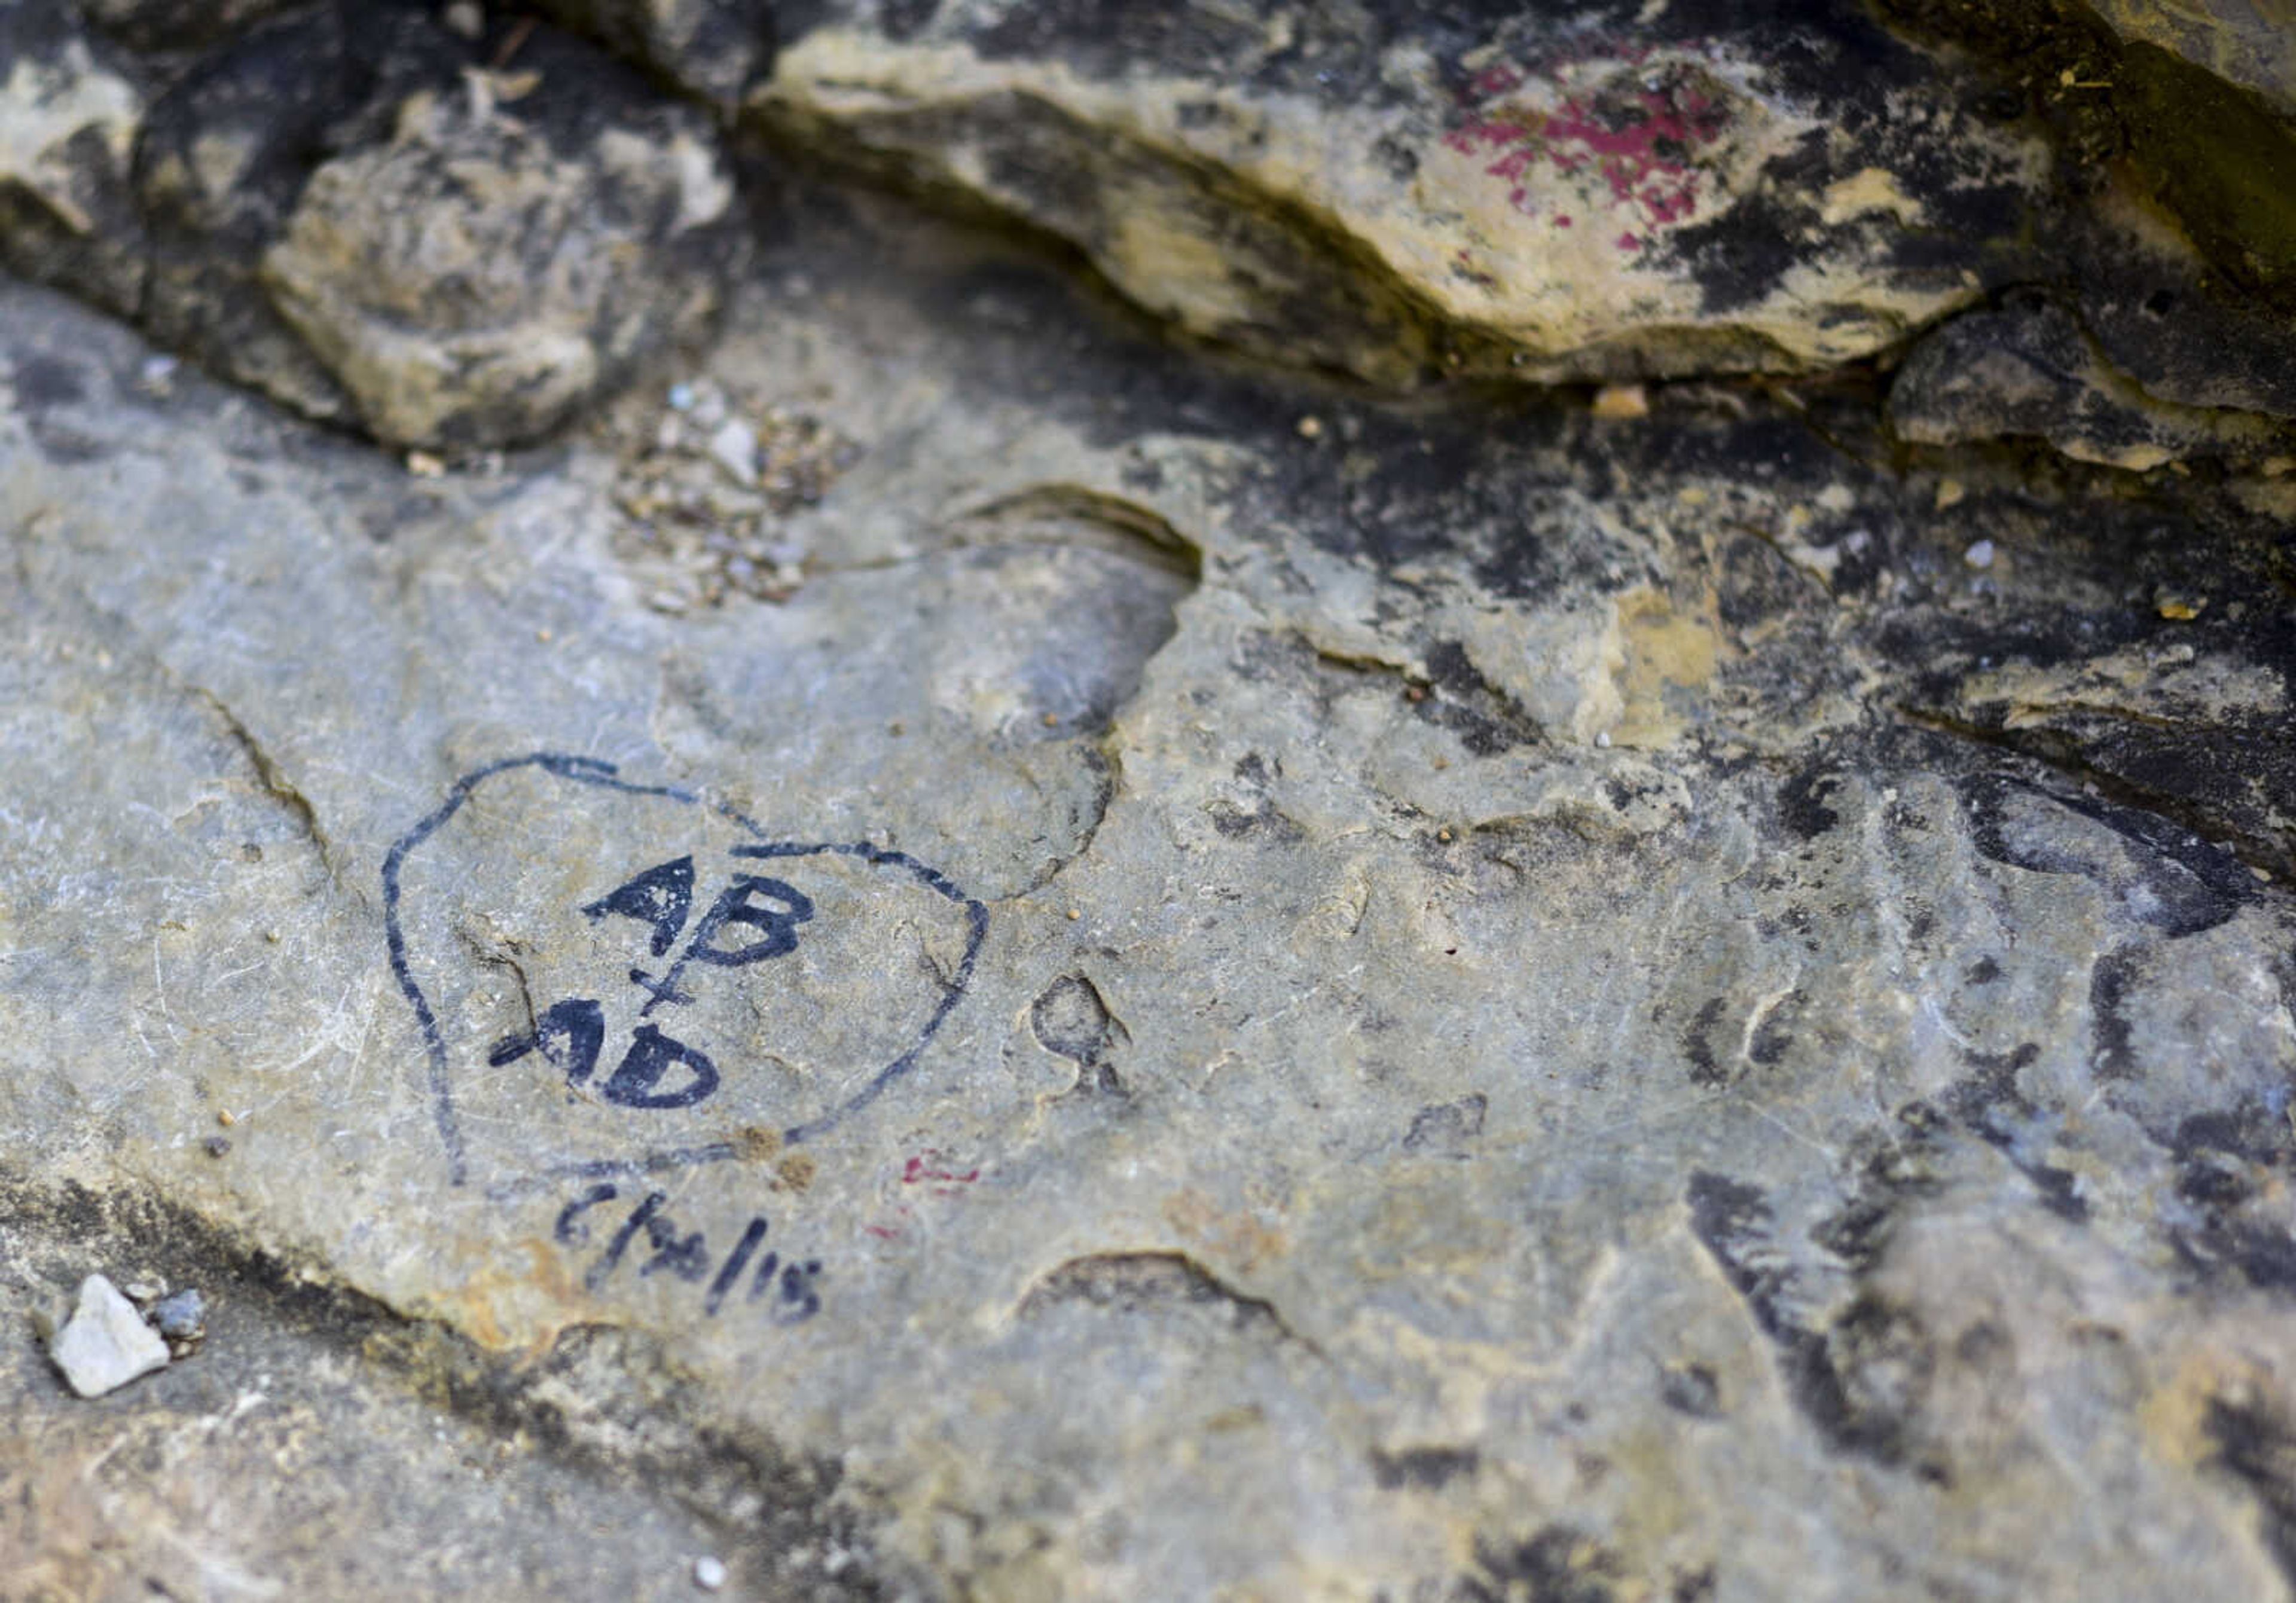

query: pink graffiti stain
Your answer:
[1442,47,1730,249]
[866,1149,984,1239]
[901,1149,981,1199]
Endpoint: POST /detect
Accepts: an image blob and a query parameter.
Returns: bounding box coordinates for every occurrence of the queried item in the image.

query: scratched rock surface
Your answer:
[753,0,2048,387]
[7,176,2296,1603]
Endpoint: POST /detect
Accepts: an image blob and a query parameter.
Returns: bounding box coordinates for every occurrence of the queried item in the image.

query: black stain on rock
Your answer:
[2088,945,2141,1081]
[1659,1362,1722,1419]
[2206,1393,2296,1589]
[1687,1171,1937,1473]
[1683,996,1729,1087]
[1958,773,2256,940]
[1403,1092,1486,1155]
[1368,1445,1479,1490]
[1778,765,1843,840]
[1461,1526,1622,1603]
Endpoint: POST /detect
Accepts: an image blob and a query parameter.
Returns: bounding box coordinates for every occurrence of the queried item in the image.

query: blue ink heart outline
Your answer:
[381,754,988,1192]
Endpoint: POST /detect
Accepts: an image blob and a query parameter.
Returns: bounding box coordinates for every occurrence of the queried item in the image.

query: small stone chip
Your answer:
[2157,595,2205,621]
[1963,539,1995,570]
[151,1288,207,1343]
[49,1275,170,1398]
[693,1555,727,1591]
[204,1135,231,1158]
[1592,383,1649,420]
[1296,415,1323,439]
[708,420,759,486]
[405,450,447,478]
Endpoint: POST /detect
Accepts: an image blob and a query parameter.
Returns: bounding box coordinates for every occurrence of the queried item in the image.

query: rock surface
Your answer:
[753,0,2047,386]
[5,170,2296,1593]
[5,4,741,450]
[1889,294,2293,468]
[48,1274,170,1399]
[0,5,146,319]
[261,37,741,450]
[5,4,2296,1600]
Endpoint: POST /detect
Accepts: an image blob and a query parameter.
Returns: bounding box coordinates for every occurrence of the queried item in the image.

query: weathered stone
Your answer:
[0,6,147,319]
[131,8,430,425]
[261,36,742,450]
[1882,0,2296,300]
[1888,295,2292,468]
[5,166,2296,1596]
[2068,188,2296,421]
[2079,0,2296,120]
[752,1,2048,387]
[47,1274,170,1399]
[117,7,743,449]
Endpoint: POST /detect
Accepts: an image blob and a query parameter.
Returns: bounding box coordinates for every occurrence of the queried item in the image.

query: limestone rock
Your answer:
[6,172,2296,1593]
[752,0,2048,387]
[0,6,147,319]
[132,8,444,426]
[122,6,742,450]
[261,39,742,450]
[1888,295,2292,468]
[48,1274,170,1399]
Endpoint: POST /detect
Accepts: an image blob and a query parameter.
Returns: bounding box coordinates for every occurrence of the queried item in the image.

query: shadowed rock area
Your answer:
[5,3,2296,1599]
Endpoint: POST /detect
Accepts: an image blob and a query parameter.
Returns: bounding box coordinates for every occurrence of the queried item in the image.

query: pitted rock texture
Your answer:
[753,0,2048,386]
[5,171,2296,1598]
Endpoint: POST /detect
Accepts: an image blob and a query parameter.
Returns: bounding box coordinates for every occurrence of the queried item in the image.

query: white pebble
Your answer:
[708,420,758,486]
[1963,539,1995,570]
[49,1274,170,1398]
[692,1555,726,1591]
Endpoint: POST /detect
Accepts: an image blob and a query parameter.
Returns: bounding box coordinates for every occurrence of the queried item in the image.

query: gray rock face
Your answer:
[4,170,2296,1591]
[48,1274,170,1399]
[4,4,2296,1599]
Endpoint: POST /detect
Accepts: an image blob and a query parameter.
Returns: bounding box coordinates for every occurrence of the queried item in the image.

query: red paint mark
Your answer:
[865,1223,902,1240]
[1555,214,1573,228]
[1440,48,1730,232]
[902,1151,981,1187]
[899,1149,981,1198]
[1617,231,1641,251]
